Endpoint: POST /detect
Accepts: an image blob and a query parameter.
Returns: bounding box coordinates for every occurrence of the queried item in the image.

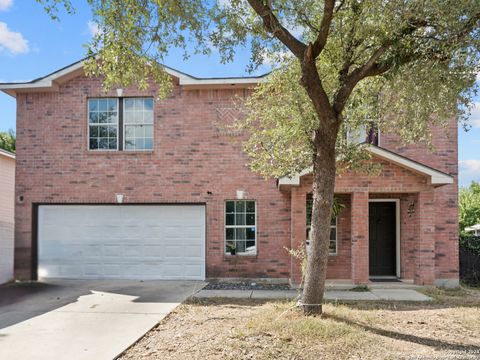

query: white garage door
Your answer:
[38,205,205,280]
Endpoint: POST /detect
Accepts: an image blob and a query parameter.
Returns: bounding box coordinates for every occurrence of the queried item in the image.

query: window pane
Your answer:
[246,201,255,212]
[124,111,134,124]
[144,98,153,110]
[88,99,98,112]
[89,112,98,124]
[89,138,98,149]
[330,227,336,241]
[89,126,99,137]
[144,125,153,138]
[106,112,117,123]
[236,241,246,253]
[144,111,153,124]
[226,201,235,213]
[246,213,255,225]
[246,240,255,249]
[107,99,117,112]
[108,126,117,137]
[134,98,143,110]
[124,99,134,111]
[331,217,337,226]
[246,227,255,240]
[125,126,134,137]
[226,228,234,240]
[99,99,108,112]
[134,111,143,124]
[99,126,108,137]
[144,138,153,150]
[135,138,145,149]
[99,138,108,149]
[125,139,135,150]
[226,214,234,226]
[98,112,108,124]
[236,228,246,240]
[135,125,144,138]
[236,213,246,225]
[329,241,336,254]
[108,138,117,149]
[236,201,245,213]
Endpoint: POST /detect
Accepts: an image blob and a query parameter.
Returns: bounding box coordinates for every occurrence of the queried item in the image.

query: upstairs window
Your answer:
[124,98,154,151]
[346,122,380,146]
[306,195,337,255]
[88,97,154,151]
[88,98,118,150]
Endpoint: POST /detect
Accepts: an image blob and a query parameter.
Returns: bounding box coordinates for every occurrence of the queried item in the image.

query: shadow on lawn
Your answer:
[326,313,480,352]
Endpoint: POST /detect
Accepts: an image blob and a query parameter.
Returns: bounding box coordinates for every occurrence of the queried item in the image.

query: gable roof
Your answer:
[278,144,454,189]
[0,57,268,97]
[0,148,15,160]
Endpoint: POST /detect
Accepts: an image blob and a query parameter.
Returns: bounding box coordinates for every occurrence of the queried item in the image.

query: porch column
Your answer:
[351,192,369,284]
[415,190,436,285]
[290,187,306,285]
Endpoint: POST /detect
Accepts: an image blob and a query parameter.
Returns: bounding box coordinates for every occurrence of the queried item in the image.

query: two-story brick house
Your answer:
[0,59,459,287]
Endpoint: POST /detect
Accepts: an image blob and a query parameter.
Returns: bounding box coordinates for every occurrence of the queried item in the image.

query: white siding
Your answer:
[0,154,15,284]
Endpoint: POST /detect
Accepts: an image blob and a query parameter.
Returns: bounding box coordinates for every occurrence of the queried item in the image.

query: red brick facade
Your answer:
[11,70,459,286]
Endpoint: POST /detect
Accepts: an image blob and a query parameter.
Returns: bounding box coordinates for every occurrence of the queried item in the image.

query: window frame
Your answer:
[224,200,257,256]
[87,97,119,152]
[87,97,154,152]
[123,97,155,152]
[306,196,338,256]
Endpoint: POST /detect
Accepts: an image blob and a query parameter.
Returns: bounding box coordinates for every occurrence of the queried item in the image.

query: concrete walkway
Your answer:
[194,288,432,301]
[0,279,205,360]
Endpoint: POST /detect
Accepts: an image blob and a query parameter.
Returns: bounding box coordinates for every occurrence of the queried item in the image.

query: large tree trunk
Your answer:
[300,125,338,315]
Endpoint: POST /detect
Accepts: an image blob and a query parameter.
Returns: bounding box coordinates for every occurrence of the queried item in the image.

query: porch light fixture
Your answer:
[408,201,416,217]
[236,190,245,199]
[116,88,123,97]
[116,194,124,203]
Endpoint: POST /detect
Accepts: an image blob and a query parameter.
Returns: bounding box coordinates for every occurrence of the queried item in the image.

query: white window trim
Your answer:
[87,98,119,151]
[368,199,401,278]
[123,97,155,152]
[224,200,257,256]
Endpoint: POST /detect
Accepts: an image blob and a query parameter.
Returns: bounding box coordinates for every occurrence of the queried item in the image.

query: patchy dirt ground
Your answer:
[118,287,480,360]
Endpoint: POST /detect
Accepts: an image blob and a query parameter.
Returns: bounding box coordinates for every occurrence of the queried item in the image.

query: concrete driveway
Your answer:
[0,279,205,360]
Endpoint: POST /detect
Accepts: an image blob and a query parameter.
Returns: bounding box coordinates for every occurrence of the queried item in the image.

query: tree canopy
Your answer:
[38,0,479,178]
[0,129,15,153]
[460,181,480,234]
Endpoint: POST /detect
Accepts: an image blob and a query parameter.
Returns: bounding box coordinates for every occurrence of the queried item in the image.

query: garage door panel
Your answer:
[38,205,205,280]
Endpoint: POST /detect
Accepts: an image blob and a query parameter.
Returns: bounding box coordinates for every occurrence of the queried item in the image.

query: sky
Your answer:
[0,0,479,187]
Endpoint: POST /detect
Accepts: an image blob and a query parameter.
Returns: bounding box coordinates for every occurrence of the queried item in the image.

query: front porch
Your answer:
[281,145,454,286]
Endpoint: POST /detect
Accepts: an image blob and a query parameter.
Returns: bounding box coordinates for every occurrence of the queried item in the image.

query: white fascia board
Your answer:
[0,149,15,159]
[0,59,265,96]
[278,145,453,188]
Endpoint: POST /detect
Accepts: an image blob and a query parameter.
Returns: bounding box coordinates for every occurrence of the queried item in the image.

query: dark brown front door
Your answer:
[369,202,396,276]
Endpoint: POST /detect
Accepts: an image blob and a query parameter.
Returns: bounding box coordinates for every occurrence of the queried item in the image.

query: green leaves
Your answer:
[460,182,480,234]
[38,0,479,177]
[0,129,15,153]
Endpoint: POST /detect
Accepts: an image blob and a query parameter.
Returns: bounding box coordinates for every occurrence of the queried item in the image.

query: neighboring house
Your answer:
[465,224,480,236]
[0,59,459,287]
[0,148,15,284]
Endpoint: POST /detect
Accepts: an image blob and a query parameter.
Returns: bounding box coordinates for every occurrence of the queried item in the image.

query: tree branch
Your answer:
[247,0,306,58]
[309,0,335,59]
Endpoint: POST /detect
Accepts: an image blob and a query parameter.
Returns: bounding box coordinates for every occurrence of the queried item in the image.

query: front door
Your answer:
[369,202,396,277]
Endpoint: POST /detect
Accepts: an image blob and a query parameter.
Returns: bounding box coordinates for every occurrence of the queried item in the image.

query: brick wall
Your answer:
[14,72,458,284]
[14,76,292,279]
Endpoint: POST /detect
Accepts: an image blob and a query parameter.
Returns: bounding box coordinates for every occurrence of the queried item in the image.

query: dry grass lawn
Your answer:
[119,287,480,360]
